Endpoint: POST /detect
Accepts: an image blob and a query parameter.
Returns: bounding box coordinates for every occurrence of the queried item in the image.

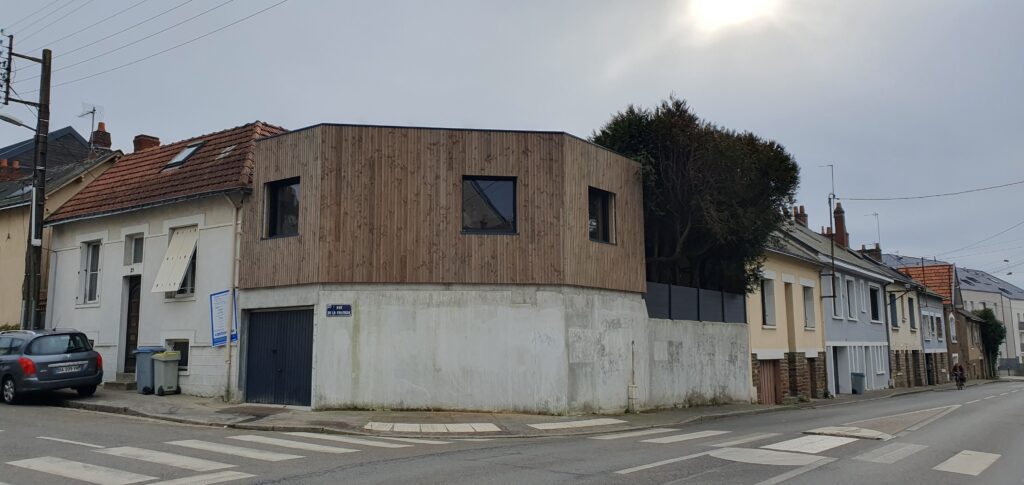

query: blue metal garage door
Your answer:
[245,309,313,406]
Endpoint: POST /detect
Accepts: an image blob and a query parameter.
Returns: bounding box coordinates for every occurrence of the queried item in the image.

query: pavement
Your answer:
[35,378,998,438]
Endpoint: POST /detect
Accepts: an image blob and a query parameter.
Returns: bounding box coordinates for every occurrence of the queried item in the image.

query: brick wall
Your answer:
[810,352,828,398]
[751,353,760,402]
[936,353,950,384]
[777,356,791,404]
[913,351,927,387]
[786,352,810,400]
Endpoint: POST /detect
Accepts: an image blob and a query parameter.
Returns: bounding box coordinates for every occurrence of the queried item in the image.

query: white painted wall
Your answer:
[46,196,241,398]
[238,284,753,414]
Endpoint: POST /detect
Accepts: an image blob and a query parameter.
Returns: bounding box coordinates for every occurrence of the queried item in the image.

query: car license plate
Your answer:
[55,365,82,374]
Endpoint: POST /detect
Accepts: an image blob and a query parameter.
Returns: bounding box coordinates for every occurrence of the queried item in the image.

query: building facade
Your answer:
[957,267,1024,374]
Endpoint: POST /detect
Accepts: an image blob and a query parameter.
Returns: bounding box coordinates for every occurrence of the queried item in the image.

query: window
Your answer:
[889,293,898,327]
[168,340,190,371]
[981,301,987,310]
[949,312,958,342]
[802,286,815,328]
[266,177,301,238]
[846,279,856,319]
[124,233,144,265]
[761,278,776,326]
[153,226,199,295]
[874,347,886,374]
[830,276,842,318]
[869,286,882,322]
[175,250,197,297]
[164,142,203,169]
[462,176,516,234]
[588,187,614,243]
[937,315,944,339]
[27,334,91,355]
[83,241,101,303]
[908,297,916,329]
[860,281,867,313]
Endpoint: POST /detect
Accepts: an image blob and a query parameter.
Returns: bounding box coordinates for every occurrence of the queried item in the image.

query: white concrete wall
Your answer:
[239,284,753,414]
[46,196,241,398]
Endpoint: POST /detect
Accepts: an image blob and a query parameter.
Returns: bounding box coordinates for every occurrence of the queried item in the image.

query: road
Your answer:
[1,381,1022,484]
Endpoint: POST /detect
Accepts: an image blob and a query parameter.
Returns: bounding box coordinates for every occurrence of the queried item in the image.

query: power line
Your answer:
[20,0,291,94]
[936,218,1024,257]
[9,0,73,34]
[838,177,1024,201]
[18,0,97,43]
[4,0,62,31]
[23,0,151,52]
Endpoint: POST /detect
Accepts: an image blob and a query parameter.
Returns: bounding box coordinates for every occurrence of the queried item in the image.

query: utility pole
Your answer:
[2,33,52,330]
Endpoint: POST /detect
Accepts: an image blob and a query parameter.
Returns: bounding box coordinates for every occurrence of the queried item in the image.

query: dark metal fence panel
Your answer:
[723,292,747,323]
[669,285,699,321]
[645,281,748,323]
[698,289,724,322]
[645,282,671,319]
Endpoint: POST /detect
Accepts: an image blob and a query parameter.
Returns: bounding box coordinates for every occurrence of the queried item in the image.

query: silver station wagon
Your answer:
[0,329,103,404]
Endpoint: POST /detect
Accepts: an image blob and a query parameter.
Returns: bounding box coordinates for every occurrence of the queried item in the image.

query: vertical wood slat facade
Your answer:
[240,124,644,293]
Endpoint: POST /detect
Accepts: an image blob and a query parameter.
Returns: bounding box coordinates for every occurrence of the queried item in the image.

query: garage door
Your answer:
[245,309,314,406]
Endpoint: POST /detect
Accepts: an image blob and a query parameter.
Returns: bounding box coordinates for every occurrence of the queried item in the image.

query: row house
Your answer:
[957,267,1024,373]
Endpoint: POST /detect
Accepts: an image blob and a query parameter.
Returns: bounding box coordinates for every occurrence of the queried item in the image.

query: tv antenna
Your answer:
[78,102,104,152]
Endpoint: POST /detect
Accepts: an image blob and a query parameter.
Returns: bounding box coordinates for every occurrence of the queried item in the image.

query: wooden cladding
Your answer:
[240,125,645,293]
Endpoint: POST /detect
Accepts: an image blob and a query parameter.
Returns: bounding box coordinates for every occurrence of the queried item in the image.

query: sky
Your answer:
[2,0,1023,286]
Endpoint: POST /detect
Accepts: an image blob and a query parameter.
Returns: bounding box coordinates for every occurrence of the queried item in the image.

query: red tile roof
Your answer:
[49,121,285,223]
[899,264,955,305]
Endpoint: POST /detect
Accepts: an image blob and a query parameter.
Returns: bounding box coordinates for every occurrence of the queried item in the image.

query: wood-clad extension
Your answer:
[239,124,644,293]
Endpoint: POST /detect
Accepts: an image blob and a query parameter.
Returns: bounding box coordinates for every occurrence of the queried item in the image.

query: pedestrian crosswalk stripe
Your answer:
[710,433,782,448]
[98,446,235,472]
[378,437,451,445]
[641,430,730,444]
[932,450,1001,476]
[148,470,255,485]
[7,456,156,485]
[761,435,858,454]
[284,432,412,448]
[590,428,678,440]
[614,451,711,474]
[167,440,303,462]
[229,435,359,454]
[528,418,627,430]
[853,442,928,464]
[36,436,105,448]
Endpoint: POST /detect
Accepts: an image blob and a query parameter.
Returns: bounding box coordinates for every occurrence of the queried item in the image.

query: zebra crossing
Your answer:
[2,432,453,485]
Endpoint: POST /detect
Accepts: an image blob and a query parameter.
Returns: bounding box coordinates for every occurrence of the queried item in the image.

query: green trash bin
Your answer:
[152,351,182,396]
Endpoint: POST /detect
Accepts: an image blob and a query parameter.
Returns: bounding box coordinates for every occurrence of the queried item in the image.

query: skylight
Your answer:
[165,142,203,169]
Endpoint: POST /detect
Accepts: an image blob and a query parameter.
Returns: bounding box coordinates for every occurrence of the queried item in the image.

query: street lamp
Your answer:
[0,112,33,130]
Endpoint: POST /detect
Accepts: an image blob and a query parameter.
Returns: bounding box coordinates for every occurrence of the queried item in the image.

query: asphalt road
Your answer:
[1,381,1022,484]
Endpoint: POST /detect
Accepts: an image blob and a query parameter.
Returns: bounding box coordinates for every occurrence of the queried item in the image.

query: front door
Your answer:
[124,276,141,372]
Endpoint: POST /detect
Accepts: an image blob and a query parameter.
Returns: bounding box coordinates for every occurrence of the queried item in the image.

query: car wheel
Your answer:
[76,385,97,398]
[2,377,18,405]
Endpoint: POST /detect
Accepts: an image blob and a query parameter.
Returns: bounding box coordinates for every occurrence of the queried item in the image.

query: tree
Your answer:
[973,308,1007,377]
[591,97,800,292]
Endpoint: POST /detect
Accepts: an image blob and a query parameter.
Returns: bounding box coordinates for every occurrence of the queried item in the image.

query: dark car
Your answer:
[0,329,103,404]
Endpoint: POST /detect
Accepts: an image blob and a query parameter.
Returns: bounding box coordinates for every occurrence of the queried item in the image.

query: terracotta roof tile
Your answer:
[49,121,285,223]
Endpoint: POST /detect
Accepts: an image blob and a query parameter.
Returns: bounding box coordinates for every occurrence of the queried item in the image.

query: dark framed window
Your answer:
[889,293,898,327]
[168,340,190,371]
[869,286,881,321]
[588,187,615,243]
[462,176,516,234]
[266,177,300,238]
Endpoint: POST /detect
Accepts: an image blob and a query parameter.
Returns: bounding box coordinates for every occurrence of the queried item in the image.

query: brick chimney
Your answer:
[133,134,160,152]
[858,242,882,263]
[90,122,111,150]
[833,202,849,247]
[794,205,808,227]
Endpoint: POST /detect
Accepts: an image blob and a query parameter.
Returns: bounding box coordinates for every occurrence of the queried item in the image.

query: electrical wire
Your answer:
[838,178,1024,201]
[18,0,97,43]
[9,0,73,35]
[22,0,151,52]
[935,218,1024,257]
[19,0,290,94]
[3,0,62,32]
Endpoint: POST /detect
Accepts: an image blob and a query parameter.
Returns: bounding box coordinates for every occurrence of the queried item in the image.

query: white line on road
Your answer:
[614,451,711,474]
[761,435,858,454]
[228,435,359,454]
[528,418,626,430]
[999,392,1009,396]
[98,447,234,472]
[284,432,411,448]
[853,442,928,464]
[708,447,824,466]
[377,437,451,445]
[7,456,156,485]
[167,440,303,461]
[984,396,995,400]
[590,428,678,440]
[36,436,105,448]
[966,400,980,404]
[711,433,782,448]
[147,471,255,485]
[906,405,961,431]
[754,457,836,485]
[933,450,1001,476]
[641,430,730,444]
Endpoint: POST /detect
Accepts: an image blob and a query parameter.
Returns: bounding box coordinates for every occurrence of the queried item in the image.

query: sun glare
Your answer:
[687,0,779,33]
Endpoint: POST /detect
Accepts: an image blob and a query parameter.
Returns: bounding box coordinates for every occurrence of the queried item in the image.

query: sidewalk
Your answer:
[47,379,998,438]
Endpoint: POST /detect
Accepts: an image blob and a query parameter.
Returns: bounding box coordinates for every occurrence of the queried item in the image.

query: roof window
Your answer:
[165,142,203,169]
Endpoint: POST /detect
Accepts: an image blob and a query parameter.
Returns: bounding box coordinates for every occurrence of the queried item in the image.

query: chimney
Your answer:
[833,202,849,247]
[90,122,111,150]
[858,242,882,263]
[133,134,160,152]
[794,205,808,227]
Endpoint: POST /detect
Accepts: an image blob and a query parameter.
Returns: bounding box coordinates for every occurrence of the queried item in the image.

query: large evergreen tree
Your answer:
[592,97,800,292]
[973,308,1007,377]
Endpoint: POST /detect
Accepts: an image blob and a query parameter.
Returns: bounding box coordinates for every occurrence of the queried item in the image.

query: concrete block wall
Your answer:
[178,344,239,398]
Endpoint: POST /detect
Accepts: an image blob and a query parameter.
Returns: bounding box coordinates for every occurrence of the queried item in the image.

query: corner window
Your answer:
[802,286,815,328]
[164,142,203,169]
[869,286,881,321]
[266,177,300,238]
[167,340,190,371]
[82,241,102,303]
[124,233,144,265]
[588,187,615,243]
[760,278,776,326]
[462,176,516,234]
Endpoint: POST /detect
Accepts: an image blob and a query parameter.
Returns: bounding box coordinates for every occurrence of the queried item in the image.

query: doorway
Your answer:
[123,276,141,372]
[245,309,314,406]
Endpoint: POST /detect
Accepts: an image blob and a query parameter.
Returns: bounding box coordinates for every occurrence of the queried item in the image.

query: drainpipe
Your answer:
[224,193,244,401]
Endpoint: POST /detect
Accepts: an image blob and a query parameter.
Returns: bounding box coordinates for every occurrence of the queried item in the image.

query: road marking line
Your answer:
[933,450,1001,476]
[905,405,961,431]
[966,400,980,404]
[228,435,358,454]
[853,442,928,464]
[1000,392,1009,396]
[377,437,451,445]
[641,430,730,444]
[167,440,303,461]
[589,428,678,440]
[147,471,255,485]
[762,435,858,454]
[843,405,958,426]
[754,457,836,485]
[528,418,626,430]
[614,451,711,474]
[98,447,234,472]
[711,432,782,447]
[284,432,411,448]
[37,436,105,448]
[984,396,995,400]
[7,456,156,485]
[709,447,824,466]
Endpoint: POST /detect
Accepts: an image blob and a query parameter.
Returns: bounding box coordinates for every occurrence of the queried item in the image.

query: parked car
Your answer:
[0,329,103,404]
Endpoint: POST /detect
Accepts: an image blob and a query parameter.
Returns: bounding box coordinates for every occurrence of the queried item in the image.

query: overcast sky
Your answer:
[2,0,1023,286]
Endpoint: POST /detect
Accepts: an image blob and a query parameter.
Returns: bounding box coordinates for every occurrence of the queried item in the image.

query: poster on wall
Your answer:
[210,289,238,347]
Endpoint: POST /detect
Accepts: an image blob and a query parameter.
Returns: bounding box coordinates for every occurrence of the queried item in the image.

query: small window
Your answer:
[802,286,815,328]
[845,279,856,318]
[166,249,196,299]
[831,276,842,318]
[168,340,190,371]
[761,278,776,326]
[588,187,615,243]
[869,286,881,321]
[908,297,916,329]
[165,142,203,169]
[83,241,102,303]
[937,315,944,339]
[949,312,958,342]
[889,293,898,327]
[265,177,301,238]
[462,176,516,234]
[124,233,144,265]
